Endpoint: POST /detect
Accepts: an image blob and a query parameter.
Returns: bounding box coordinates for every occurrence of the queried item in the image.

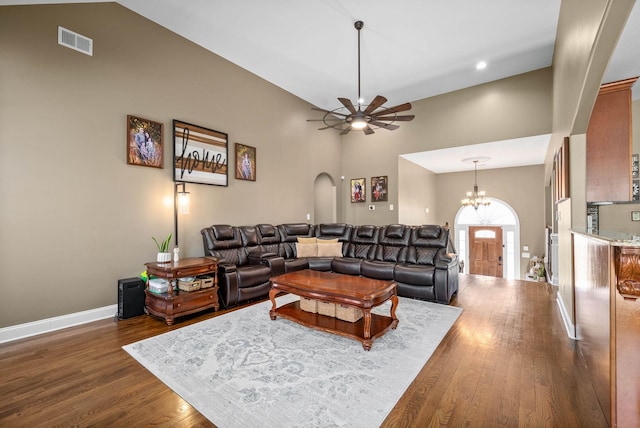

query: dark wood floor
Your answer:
[0,275,608,427]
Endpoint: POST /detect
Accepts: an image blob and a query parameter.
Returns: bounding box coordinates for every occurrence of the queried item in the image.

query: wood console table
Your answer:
[144,257,219,325]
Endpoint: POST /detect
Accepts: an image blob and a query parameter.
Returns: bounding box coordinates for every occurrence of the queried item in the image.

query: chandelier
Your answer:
[461,159,490,210]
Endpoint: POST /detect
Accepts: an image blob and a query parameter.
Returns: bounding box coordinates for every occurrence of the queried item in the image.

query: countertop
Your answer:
[572,228,640,247]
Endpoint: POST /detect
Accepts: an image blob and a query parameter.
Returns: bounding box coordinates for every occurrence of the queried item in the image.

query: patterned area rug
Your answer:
[123,294,462,427]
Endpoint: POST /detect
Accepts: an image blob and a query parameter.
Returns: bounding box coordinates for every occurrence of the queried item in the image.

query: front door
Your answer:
[469,226,503,277]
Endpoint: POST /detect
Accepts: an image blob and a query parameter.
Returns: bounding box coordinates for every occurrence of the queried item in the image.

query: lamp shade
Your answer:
[178,191,190,215]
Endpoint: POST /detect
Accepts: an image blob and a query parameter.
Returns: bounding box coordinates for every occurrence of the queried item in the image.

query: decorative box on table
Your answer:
[198,275,215,289]
[148,278,169,294]
[178,278,201,292]
[336,304,363,322]
[317,300,336,317]
[300,297,318,313]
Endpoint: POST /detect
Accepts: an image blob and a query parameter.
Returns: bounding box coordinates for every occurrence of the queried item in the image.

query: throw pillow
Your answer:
[295,243,317,257]
[297,237,317,244]
[317,242,343,257]
[317,238,339,244]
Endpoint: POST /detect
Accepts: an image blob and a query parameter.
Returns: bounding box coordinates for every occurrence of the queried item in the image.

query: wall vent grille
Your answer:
[58,26,93,56]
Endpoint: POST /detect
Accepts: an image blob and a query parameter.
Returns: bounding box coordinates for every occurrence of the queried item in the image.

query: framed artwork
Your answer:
[235,143,256,181]
[173,120,228,186]
[350,178,366,203]
[126,115,163,168]
[371,176,388,202]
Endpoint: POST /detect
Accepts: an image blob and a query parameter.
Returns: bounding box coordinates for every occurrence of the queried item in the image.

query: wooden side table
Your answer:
[144,257,219,325]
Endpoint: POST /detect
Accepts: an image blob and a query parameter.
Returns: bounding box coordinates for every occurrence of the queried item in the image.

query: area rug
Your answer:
[123,295,462,427]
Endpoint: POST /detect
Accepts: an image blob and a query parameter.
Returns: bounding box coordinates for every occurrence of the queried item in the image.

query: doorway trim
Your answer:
[454,197,521,279]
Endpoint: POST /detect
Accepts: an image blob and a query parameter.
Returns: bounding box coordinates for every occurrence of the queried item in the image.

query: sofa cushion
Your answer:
[394,263,435,286]
[331,257,362,276]
[316,242,343,257]
[295,243,317,257]
[385,224,405,238]
[297,237,317,244]
[214,225,235,240]
[415,247,438,265]
[361,260,395,280]
[317,238,339,244]
[236,264,272,288]
[418,225,440,239]
[355,225,376,238]
[257,223,277,237]
[284,258,309,273]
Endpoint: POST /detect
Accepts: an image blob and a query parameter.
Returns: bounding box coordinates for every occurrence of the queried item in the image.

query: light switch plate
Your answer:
[632,211,640,221]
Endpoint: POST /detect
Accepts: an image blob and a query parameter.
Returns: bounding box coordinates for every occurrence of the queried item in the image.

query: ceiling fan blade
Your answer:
[363,126,375,135]
[338,98,357,115]
[363,95,387,115]
[374,115,415,122]
[370,121,400,130]
[382,102,412,114]
[311,107,348,117]
[339,127,352,136]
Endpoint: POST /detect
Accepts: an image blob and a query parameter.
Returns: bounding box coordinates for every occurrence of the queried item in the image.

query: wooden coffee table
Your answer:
[269,270,398,351]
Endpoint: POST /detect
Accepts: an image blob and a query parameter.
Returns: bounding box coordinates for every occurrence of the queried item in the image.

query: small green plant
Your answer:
[152,233,172,253]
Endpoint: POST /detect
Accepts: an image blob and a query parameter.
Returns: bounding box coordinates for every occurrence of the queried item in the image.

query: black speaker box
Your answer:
[118,277,146,319]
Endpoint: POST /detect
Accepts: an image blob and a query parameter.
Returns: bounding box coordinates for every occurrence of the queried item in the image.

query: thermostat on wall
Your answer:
[632,211,640,221]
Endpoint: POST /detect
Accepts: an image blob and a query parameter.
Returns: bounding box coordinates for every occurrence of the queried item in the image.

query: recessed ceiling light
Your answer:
[476,61,487,70]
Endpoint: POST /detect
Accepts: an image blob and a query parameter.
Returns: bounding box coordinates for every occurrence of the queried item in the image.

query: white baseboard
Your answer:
[0,305,118,344]
[556,293,577,340]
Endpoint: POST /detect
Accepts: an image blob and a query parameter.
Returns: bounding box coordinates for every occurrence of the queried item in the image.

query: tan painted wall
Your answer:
[435,165,546,277]
[0,4,341,327]
[397,157,437,225]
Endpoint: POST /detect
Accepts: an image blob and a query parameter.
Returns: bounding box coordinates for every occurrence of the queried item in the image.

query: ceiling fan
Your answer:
[308,20,415,135]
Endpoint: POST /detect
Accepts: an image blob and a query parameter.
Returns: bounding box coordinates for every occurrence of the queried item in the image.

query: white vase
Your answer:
[157,252,171,263]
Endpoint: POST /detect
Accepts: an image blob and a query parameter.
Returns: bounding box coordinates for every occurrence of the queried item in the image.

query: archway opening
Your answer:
[454,198,521,279]
[314,173,337,224]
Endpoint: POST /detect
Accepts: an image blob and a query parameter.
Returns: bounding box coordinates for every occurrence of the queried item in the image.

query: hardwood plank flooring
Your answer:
[0,275,608,427]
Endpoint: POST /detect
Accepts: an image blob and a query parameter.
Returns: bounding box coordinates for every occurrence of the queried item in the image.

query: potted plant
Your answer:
[153,233,172,263]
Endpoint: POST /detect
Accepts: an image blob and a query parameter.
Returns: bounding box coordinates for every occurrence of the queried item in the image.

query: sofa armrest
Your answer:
[248,252,285,277]
[216,262,239,309]
[434,248,458,269]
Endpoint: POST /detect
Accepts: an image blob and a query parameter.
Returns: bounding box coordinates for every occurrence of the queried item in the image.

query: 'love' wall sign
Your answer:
[173,120,228,186]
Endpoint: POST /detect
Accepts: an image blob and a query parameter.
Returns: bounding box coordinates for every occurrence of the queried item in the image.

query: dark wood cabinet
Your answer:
[586,77,637,202]
[144,257,219,325]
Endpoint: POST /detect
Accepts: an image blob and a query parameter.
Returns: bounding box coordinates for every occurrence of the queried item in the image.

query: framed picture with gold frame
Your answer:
[126,115,163,168]
[235,143,256,181]
[350,178,366,203]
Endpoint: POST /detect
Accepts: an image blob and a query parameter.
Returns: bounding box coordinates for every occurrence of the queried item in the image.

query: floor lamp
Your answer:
[173,182,190,249]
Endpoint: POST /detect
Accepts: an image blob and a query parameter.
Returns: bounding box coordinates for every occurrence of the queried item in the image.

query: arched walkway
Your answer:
[313,173,337,223]
[454,198,521,279]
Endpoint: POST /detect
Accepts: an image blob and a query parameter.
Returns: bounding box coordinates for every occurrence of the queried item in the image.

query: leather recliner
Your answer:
[201,224,273,308]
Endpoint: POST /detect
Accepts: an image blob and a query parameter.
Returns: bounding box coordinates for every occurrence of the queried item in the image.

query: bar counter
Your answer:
[571,230,639,427]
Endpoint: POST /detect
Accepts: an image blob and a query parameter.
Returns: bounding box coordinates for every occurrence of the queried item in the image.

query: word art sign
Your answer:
[173,120,228,186]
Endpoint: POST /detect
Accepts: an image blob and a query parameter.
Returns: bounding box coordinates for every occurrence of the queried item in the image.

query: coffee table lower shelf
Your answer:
[270,301,397,350]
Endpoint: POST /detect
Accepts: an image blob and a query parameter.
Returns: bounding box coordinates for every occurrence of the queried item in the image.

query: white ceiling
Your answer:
[4,0,639,173]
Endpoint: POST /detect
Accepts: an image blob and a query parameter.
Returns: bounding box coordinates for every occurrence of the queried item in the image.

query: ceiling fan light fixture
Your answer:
[307,20,415,135]
[350,112,368,129]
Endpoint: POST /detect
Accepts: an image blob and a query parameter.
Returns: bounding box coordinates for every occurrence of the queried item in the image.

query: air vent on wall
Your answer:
[58,26,93,56]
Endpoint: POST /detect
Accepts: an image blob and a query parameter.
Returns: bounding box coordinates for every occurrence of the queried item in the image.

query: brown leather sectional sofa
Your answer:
[201,223,459,309]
